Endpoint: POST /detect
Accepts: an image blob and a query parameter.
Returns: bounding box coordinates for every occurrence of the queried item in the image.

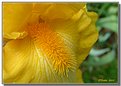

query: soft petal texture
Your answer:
[3,3,98,83]
[2,3,86,39]
[3,36,78,83]
[76,69,83,83]
[4,31,28,40]
[3,3,33,39]
[77,11,98,65]
[3,38,34,83]
[32,3,86,21]
[47,11,98,66]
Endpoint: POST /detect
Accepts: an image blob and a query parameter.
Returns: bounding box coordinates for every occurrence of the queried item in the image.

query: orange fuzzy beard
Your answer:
[27,22,77,77]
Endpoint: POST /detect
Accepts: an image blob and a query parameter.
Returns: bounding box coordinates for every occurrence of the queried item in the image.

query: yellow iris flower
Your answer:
[3,2,98,84]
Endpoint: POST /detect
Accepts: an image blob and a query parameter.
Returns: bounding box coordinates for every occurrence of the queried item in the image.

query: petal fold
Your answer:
[77,11,98,65]
[3,37,77,83]
[3,3,33,39]
[3,37,34,83]
[32,3,86,21]
[4,31,28,39]
[51,8,98,66]
[3,3,98,83]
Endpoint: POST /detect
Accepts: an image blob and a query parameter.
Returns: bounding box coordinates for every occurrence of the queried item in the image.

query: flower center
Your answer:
[27,22,77,76]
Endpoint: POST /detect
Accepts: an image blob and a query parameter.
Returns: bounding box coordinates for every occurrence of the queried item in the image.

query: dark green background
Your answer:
[81,3,118,83]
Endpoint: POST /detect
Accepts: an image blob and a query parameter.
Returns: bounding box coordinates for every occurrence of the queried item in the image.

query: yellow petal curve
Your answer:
[3,31,28,40]
[3,30,77,83]
[3,37,34,83]
[76,69,83,83]
[3,3,98,84]
[77,11,98,65]
[3,3,33,39]
[48,10,98,67]
[32,3,86,21]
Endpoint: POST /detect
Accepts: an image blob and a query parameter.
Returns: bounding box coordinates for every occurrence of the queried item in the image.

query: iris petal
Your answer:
[48,11,98,66]
[32,3,86,21]
[76,69,83,83]
[3,23,78,83]
[3,3,33,39]
[77,11,98,65]
[3,3,98,83]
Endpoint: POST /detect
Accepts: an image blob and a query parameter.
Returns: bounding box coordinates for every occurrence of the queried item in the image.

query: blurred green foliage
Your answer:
[81,3,118,83]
